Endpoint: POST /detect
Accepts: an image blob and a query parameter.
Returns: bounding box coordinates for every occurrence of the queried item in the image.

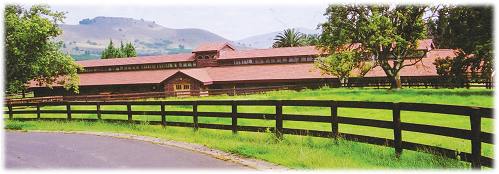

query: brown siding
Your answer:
[163,73,204,94]
[33,84,163,97]
[195,51,219,67]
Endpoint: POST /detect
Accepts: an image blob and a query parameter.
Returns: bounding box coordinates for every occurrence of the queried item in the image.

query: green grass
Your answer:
[4,87,494,169]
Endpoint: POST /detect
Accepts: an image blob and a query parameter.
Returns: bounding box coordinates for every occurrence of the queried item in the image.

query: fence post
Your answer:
[470,107,482,169]
[127,103,132,123]
[96,102,101,120]
[36,103,41,119]
[392,103,402,157]
[161,102,166,127]
[8,104,13,119]
[66,103,72,120]
[193,101,198,131]
[275,101,283,139]
[231,100,238,134]
[330,100,339,140]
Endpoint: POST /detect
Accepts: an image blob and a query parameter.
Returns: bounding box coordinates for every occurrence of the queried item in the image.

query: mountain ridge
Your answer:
[59,16,317,60]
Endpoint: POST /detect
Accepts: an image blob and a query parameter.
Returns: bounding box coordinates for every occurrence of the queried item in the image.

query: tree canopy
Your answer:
[430,6,493,84]
[314,51,359,85]
[317,5,430,89]
[5,4,81,94]
[272,28,305,48]
[272,29,320,48]
[101,40,137,59]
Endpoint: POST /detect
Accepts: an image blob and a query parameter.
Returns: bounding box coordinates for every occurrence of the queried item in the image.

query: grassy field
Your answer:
[4,87,494,169]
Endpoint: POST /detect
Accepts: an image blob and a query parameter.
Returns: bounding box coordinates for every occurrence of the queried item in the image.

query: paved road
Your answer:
[5,131,247,169]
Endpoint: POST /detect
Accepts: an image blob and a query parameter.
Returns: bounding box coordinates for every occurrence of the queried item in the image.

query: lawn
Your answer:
[3,87,494,169]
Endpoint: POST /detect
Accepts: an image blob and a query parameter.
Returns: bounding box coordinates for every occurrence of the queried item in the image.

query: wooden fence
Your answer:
[4,100,493,169]
[346,76,493,89]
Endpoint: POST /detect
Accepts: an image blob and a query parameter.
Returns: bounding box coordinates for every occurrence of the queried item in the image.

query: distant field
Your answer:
[4,87,494,169]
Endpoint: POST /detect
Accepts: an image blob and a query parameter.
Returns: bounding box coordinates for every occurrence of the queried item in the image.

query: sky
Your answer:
[46,3,329,41]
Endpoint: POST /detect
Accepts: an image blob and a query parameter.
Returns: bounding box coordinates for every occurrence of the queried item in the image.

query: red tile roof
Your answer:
[76,53,194,67]
[204,63,329,83]
[219,46,322,59]
[30,69,179,87]
[29,47,455,89]
[179,68,213,84]
[417,39,435,50]
[193,42,235,52]
[76,40,434,68]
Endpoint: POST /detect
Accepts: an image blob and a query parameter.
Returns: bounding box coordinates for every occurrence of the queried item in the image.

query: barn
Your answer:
[29,39,455,97]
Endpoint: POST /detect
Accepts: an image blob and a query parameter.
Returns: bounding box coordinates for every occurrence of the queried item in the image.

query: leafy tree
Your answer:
[314,51,359,86]
[318,5,430,89]
[302,34,320,46]
[272,28,305,48]
[433,53,470,87]
[430,6,493,84]
[5,4,81,94]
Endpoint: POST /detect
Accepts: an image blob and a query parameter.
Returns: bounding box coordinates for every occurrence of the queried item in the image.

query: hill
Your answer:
[58,17,239,60]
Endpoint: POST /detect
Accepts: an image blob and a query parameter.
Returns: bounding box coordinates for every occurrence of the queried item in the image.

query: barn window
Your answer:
[175,84,182,91]
[174,83,191,91]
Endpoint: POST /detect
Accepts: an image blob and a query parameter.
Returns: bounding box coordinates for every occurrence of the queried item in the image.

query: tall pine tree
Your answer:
[101,39,137,59]
[123,42,137,57]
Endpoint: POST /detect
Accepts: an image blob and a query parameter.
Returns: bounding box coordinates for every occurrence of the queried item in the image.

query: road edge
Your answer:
[6,129,288,171]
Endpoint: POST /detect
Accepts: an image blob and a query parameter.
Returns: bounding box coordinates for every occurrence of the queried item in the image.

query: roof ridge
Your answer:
[76,53,194,63]
[232,45,316,52]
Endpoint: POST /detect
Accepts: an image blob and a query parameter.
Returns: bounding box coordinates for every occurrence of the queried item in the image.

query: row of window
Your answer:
[174,84,191,91]
[81,62,197,73]
[81,56,317,73]
[229,56,316,65]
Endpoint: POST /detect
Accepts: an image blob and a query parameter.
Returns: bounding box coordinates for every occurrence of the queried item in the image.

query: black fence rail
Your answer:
[4,100,494,169]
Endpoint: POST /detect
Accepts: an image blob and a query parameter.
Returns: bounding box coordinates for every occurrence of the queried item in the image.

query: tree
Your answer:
[5,4,81,94]
[118,41,126,58]
[123,42,137,57]
[318,5,430,89]
[101,39,118,59]
[302,34,320,46]
[314,51,359,86]
[272,28,305,48]
[433,53,470,87]
[101,39,137,59]
[430,6,493,84]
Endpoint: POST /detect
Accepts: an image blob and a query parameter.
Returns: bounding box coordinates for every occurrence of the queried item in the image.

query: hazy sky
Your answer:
[49,4,329,40]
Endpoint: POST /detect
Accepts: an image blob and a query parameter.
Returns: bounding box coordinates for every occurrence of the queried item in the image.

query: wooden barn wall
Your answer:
[162,73,203,93]
[32,84,163,97]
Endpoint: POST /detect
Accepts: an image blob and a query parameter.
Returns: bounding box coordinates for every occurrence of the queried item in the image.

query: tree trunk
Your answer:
[390,74,402,90]
[22,90,25,98]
